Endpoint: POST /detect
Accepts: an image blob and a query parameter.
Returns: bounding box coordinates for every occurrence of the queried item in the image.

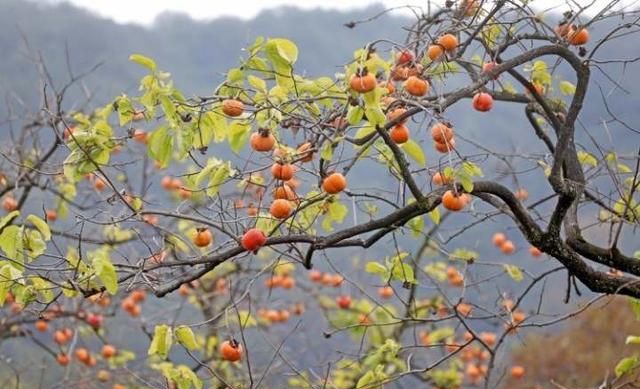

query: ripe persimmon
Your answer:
[426,44,444,61]
[404,76,429,97]
[390,124,410,144]
[94,176,107,191]
[75,348,91,364]
[529,246,542,257]
[430,122,454,143]
[492,232,507,247]
[192,228,213,247]
[511,365,525,379]
[512,310,526,324]
[336,295,352,309]
[273,185,297,201]
[378,286,394,299]
[322,172,347,194]
[250,129,276,152]
[350,71,377,93]
[380,80,395,94]
[472,92,493,112]
[482,61,499,80]
[222,99,244,117]
[390,65,410,81]
[434,138,455,153]
[219,339,243,362]
[269,199,292,219]
[456,302,473,316]
[309,270,323,282]
[386,107,408,124]
[500,240,515,254]
[480,331,496,346]
[130,290,146,303]
[568,26,589,45]
[56,353,70,366]
[296,142,314,162]
[280,276,295,289]
[63,126,76,140]
[102,344,117,358]
[395,50,415,65]
[432,171,453,186]
[45,209,58,222]
[515,188,529,200]
[442,190,465,211]
[271,163,295,181]
[329,274,344,287]
[132,129,147,144]
[2,196,18,212]
[437,33,458,52]
[53,330,70,345]
[169,178,182,190]
[241,228,267,252]
[35,320,49,332]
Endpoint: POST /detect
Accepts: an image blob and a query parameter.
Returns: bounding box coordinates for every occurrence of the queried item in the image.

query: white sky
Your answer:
[39,0,639,25]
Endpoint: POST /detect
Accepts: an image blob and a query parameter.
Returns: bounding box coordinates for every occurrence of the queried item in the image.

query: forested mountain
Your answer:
[1,0,406,107]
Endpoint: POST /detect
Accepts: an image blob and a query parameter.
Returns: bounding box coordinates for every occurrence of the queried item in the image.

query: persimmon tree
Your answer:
[1,0,640,388]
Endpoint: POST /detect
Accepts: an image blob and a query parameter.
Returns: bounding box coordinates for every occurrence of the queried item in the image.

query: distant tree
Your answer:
[1,1,639,388]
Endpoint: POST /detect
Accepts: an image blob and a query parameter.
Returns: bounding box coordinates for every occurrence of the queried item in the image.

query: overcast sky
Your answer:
[38,0,639,25]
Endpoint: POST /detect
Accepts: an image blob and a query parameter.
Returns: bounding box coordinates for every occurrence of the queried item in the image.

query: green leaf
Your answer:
[458,174,474,193]
[356,371,376,389]
[347,106,364,125]
[237,310,257,327]
[206,162,233,197]
[0,211,20,230]
[429,208,441,224]
[148,324,173,360]
[175,365,203,389]
[0,226,22,265]
[503,264,524,282]
[115,96,135,126]
[0,264,20,305]
[265,38,299,65]
[26,215,51,241]
[147,127,173,168]
[529,60,551,87]
[199,111,226,144]
[129,54,157,71]
[320,142,334,161]
[559,80,576,96]
[365,106,386,127]
[618,164,632,173]
[228,121,251,154]
[92,252,118,294]
[408,215,424,237]
[31,277,54,303]
[226,68,244,84]
[449,248,478,263]
[401,140,426,167]
[461,161,483,177]
[175,326,198,351]
[577,150,598,168]
[626,336,640,345]
[365,262,388,276]
[616,356,640,378]
[247,75,267,92]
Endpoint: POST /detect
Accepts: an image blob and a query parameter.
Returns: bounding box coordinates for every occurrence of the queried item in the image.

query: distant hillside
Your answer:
[0,0,406,107]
